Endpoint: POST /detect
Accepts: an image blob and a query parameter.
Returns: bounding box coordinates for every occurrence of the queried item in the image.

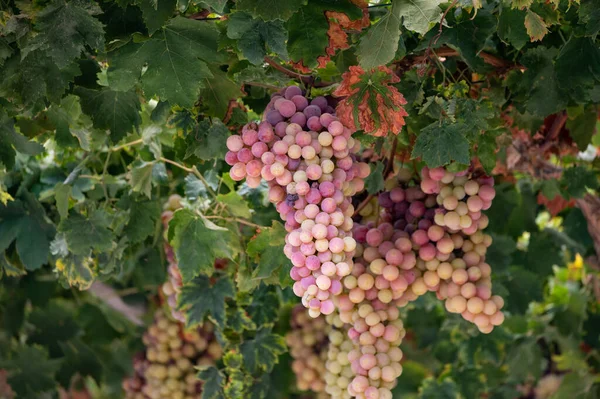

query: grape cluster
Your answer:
[122,309,221,399]
[225,86,370,317]
[323,326,356,399]
[286,305,329,395]
[161,195,186,323]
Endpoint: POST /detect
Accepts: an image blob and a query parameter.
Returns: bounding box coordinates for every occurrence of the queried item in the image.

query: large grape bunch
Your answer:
[324,166,503,398]
[225,86,370,317]
[122,309,222,399]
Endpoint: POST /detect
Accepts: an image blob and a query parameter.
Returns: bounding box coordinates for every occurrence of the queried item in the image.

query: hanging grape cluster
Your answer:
[226,86,370,317]
[226,86,505,399]
[122,309,221,399]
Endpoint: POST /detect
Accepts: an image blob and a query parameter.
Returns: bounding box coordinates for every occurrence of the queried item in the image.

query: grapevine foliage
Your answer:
[0,1,599,399]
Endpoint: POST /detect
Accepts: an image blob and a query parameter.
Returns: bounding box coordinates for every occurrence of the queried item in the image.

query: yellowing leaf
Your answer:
[525,10,548,42]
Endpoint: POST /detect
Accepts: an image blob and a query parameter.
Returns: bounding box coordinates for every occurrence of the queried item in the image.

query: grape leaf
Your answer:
[524,10,548,42]
[364,162,385,194]
[227,307,257,331]
[168,209,233,281]
[199,366,226,399]
[560,166,599,198]
[506,338,545,381]
[129,161,155,198]
[0,196,55,271]
[27,301,79,357]
[0,113,44,169]
[502,266,544,313]
[247,286,280,327]
[46,95,89,150]
[22,0,105,68]
[579,0,600,37]
[0,345,61,398]
[58,210,115,255]
[137,0,177,34]
[227,12,289,65]
[217,192,252,219]
[566,106,598,151]
[412,121,470,167]
[396,0,444,35]
[200,66,243,119]
[201,0,228,13]
[75,87,141,142]
[357,0,403,69]
[123,199,160,243]
[184,120,229,161]
[555,37,600,96]
[510,47,567,117]
[0,52,81,114]
[54,183,72,220]
[498,7,529,50]
[177,275,234,328]
[240,329,286,374]
[246,222,288,283]
[236,0,306,21]
[56,339,102,386]
[419,377,459,399]
[108,17,222,108]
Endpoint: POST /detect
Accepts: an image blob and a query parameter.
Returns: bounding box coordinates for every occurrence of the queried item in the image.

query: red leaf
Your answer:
[334,66,408,137]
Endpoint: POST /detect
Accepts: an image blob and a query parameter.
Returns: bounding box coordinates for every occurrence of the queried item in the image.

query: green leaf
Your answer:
[0,52,81,114]
[397,0,444,35]
[108,17,222,108]
[200,66,243,119]
[58,210,115,255]
[567,107,598,151]
[240,329,286,374]
[524,10,548,42]
[27,301,79,356]
[511,47,567,117]
[178,275,234,328]
[217,192,252,219]
[227,12,289,65]
[201,0,228,13]
[75,87,141,142]
[419,377,459,399]
[129,161,155,198]
[0,345,61,398]
[560,166,598,198]
[236,0,306,21]
[507,338,545,381]
[22,0,105,68]
[357,0,403,69]
[123,199,161,243]
[476,132,498,175]
[46,95,89,150]
[56,339,103,386]
[168,209,233,281]
[0,114,44,169]
[246,222,288,284]
[185,120,229,161]
[498,7,529,50]
[227,307,257,331]
[364,162,385,194]
[286,2,329,68]
[54,183,72,220]
[247,286,280,327]
[579,0,600,37]
[412,121,470,167]
[0,196,54,271]
[555,37,600,97]
[137,0,177,34]
[54,253,97,290]
[199,366,226,399]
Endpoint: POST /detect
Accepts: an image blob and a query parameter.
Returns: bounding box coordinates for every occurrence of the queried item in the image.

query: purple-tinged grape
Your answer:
[291,95,309,111]
[304,104,322,118]
[284,86,303,100]
[266,110,284,125]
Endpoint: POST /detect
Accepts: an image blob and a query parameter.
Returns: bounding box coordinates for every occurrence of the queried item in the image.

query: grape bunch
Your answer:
[161,195,186,323]
[225,86,370,317]
[122,309,221,399]
[286,305,330,395]
[323,326,356,399]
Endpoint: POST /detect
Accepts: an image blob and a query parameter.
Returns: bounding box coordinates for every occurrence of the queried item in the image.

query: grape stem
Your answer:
[264,57,312,79]
[112,138,143,152]
[353,194,375,217]
[204,215,266,229]
[159,157,219,199]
